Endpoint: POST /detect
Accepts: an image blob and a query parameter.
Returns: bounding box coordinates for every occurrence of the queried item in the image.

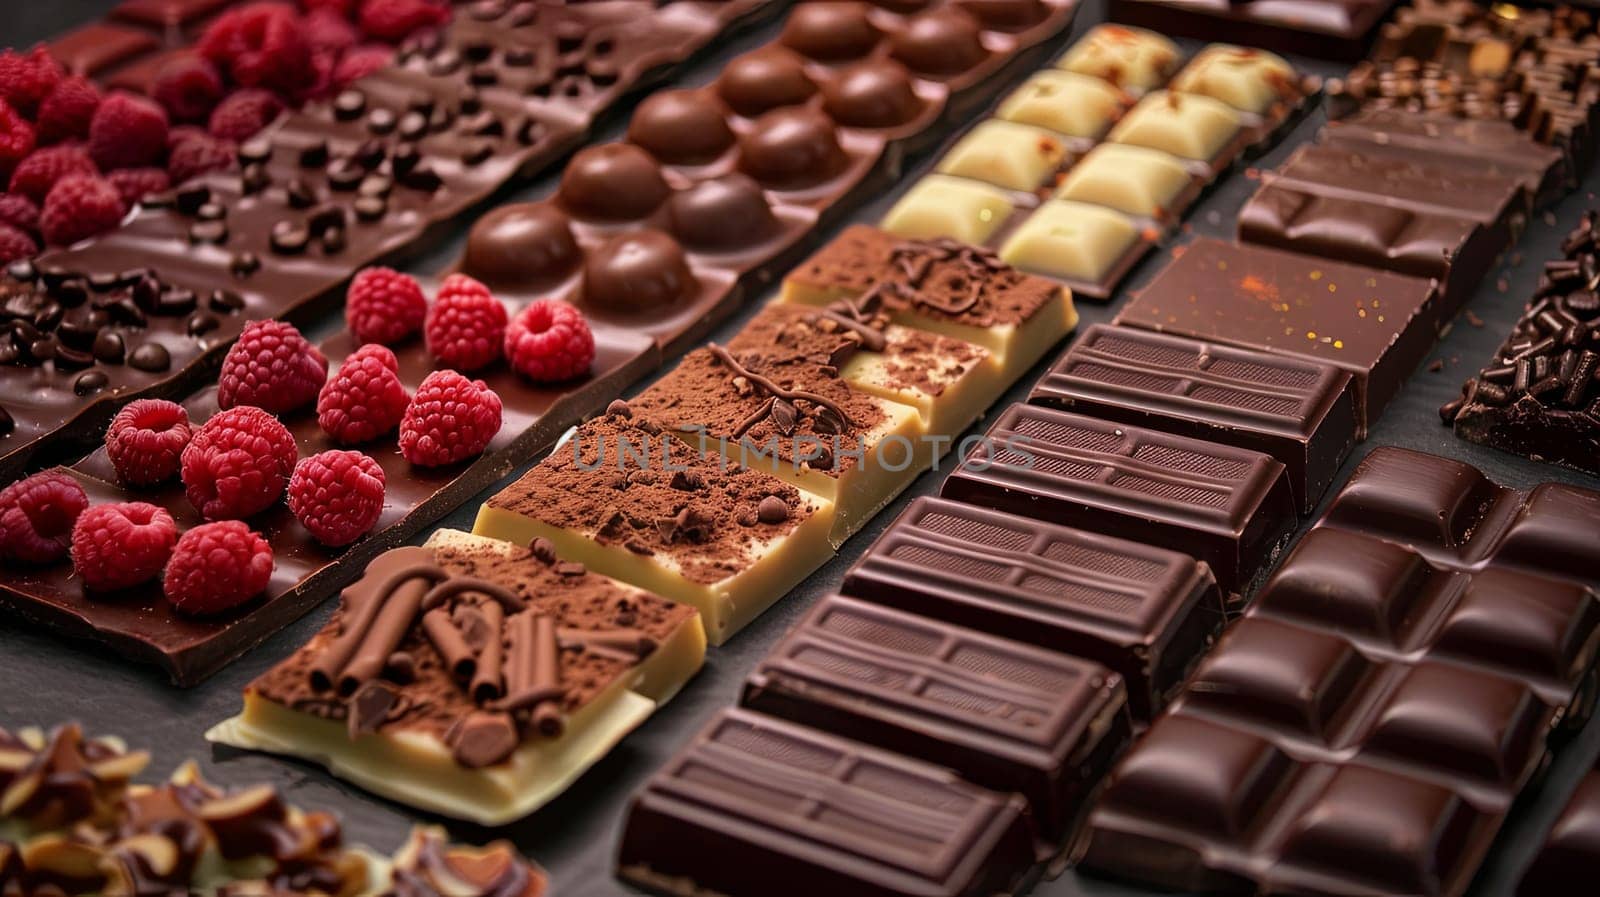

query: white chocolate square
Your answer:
[1056,25,1180,91]
[1170,45,1296,114]
[1000,199,1138,282]
[1055,143,1191,218]
[996,70,1128,139]
[936,120,1068,191]
[1107,91,1241,162]
[881,175,1014,245]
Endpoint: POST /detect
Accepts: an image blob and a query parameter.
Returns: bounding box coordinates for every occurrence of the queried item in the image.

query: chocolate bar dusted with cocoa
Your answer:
[208,529,706,824]
[617,708,1039,897]
[0,721,548,896]
[742,594,1133,844]
[1107,0,1400,60]
[1031,324,1358,512]
[841,496,1227,720]
[942,403,1298,596]
[1443,209,1600,476]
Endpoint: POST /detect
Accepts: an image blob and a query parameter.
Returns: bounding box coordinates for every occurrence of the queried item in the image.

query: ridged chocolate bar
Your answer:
[617,708,1038,897]
[1518,767,1600,896]
[743,594,1132,840]
[1031,324,1357,511]
[840,496,1225,718]
[941,403,1297,596]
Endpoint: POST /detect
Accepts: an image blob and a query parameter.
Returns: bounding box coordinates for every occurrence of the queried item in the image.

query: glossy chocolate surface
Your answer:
[1108,0,1399,60]
[1518,768,1600,896]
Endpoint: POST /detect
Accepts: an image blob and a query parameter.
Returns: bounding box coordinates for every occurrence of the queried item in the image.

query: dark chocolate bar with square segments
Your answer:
[840,496,1226,719]
[1517,769,1600,896]
[1031,324,1357,512]
[1107,0,1399,60]
[940,403,1297,597]
[616,708,1039,897]
[742,594,1131,843]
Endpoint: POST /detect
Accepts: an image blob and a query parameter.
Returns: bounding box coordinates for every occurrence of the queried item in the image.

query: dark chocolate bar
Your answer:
[840,496,1226,719]
[1030,324,1357,511]
[940,403,1297,596]
[742,594,1131,843]
[1107,0,1400,60]
[617,708,1039,897]
[1517,768,1600,896]
[1115,237,1442,433]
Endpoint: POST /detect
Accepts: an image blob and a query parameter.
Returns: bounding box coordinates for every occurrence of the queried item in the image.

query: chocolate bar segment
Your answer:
[743,594,1132,841]
[942,403,1297,596]
[617,708,1037,897]
[1031,324,1357,511]
[1518,769,1600,897]
[1115,237,1442,433]
[1107,0,1400,60]
[841,496,1226,719]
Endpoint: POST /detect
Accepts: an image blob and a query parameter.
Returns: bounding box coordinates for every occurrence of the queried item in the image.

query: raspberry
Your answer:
[0,470,89,564]
[163,521,274,615]
[399,370,502,467]
[218,319,329,413]
[0,193,39,234]
[40,174,126,247]
[316,344,410,444]
[88,92,170,171]
[0,101,38,181]
[70,502,178,592]
[0,223,36,264]
[332,44,393,88]
[207,89,285,142]
[181,405,299,520]
[287,450,385,546]
[107,167,172,206]
[106,399,193,487]
[306,7,361,55]
[505,300,595,383]
[346,266,426,345]
[301,0,356,14]
[151,54,225,124]
[358,0,450,42]
[166,132,234,183]
[36,77,101,144]
[8,144,98,204]
[0,46,64,119]
[200,3,317,98]
[424,274,506,371]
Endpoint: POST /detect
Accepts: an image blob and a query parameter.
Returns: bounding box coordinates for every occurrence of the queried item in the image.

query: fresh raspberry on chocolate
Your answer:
[70,502,179,592]
[88,92,170,171]
[166,131,234,184]
[40,173,126,247]
[399,369,502,467]
[35,77,101,144]
[107,167,171,207]
[164,520,274,615]
[151,54,226,124]
[8,144,98,204]
[181,405,299,520]
[106,399,193,487]
[424,274,506,371]
[306,6,361,54]
[218,319,329,413]
[200,3,317,98]
[505,299,595,383]
[0,46,64,118]
[0,470,89,564]
[0,223,37,264]
[0,101,38,181]
[317,343,410,444]
[301,0,357,14]
[346,266,426,345]
[207,88,286,142]
[0,192,40,234]
[332,44,394,88]
[287,449,386,546]
[358,0,450,42]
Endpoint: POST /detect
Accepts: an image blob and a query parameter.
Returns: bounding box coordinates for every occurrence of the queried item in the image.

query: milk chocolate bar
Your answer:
[841,496,1226,719]
[1031,324,1358,511]
[208,530,706,824]
[617,708,1038,897]
[1107,0,1399,60]
[743,594,1132,842]
[942,403,1297,596]
[1518,767,1600,896]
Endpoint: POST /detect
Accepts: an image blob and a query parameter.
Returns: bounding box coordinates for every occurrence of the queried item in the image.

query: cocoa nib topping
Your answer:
[707,343,859,438]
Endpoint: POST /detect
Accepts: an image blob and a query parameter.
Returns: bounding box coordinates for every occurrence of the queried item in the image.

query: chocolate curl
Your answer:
[338,572,434,696]
[421,609,476,681]
[312,555,446,692]
[470,602,505,704]
[530,616,563,737]
[421,576,526,614]
[504,612,536,701]
[559,627,658,663]
[492,613,566,735]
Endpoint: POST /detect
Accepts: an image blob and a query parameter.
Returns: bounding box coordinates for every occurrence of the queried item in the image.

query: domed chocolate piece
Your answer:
[737,108,847,189]
[958,0,1046,27]
[716,48,818,118]
[557,143,669,220]
[667,175,779,250]
[462,204,582,289]
[891,9,989,75]
[870,0,930,13]
[822,61,922,128]
[627,89,737,165]
[780,3,884,61]
[581,230,694,312]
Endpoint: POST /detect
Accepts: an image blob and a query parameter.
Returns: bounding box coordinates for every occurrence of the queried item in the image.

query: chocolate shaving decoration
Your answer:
[421,576,526,614]
[348,681,399,738]
[819,300,888,352]
[452,603,492,653]
[422,608,476,681]
[310,547,446,693]
[707,344,859,434]
[529,536,558,564]
[447,713,518,769]
[813,405,846,437]
[770,397,799,435]
[559,627,658,664]
[469,601,506,704]
[881,237,1001,316]
[530,616,563,737]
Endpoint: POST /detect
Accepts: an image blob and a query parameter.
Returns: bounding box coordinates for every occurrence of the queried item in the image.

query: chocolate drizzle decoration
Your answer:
[708,344,859,438]
[882,237,1005,317]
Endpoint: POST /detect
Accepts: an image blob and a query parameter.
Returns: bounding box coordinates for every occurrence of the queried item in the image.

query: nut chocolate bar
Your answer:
[1107,0,1400,60]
